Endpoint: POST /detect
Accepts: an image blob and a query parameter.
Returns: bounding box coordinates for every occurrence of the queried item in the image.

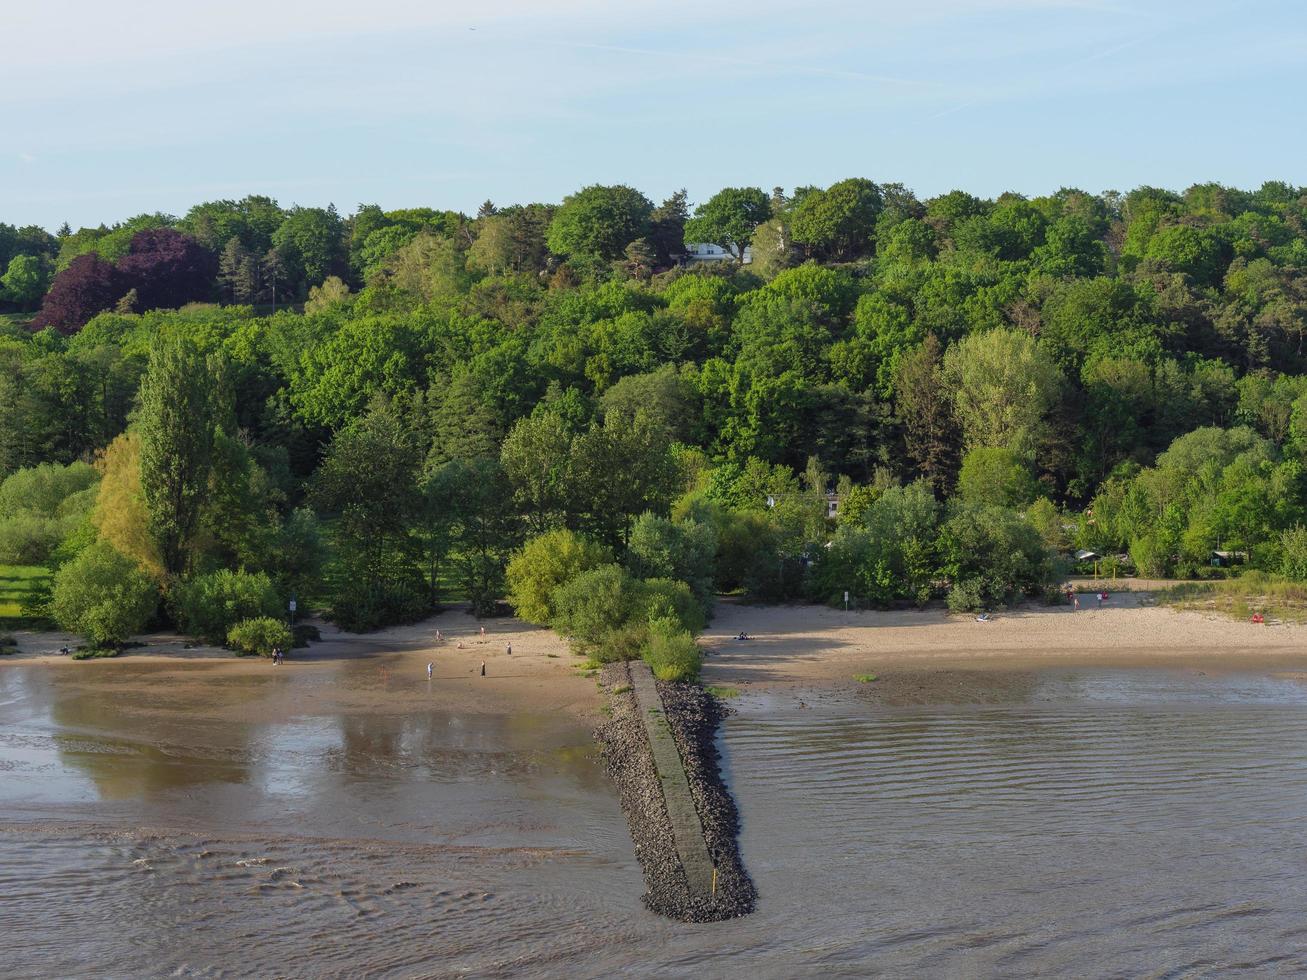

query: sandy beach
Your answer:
[699,594,1307,693]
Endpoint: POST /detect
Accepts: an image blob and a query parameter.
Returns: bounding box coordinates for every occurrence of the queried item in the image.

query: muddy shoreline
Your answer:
[594,663,755,922]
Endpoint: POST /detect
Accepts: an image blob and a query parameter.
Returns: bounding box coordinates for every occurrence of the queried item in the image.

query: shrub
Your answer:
[940,503,1056,607]
[551,564,639,648]
[51,541,157,647]
[227,617,293,657]
[0,461,99,518]
[172,569,280,644]
[637,577,706,634]
[625,513,716,610]
[329,575,429,632]
[592,621,651,664]
[1280,525,1307,580]
[506,529,613,625]
[0,462,100,564]
[0,513,62,565]
[643,615,702,681]
[1130,532,1171,578]
[946,578,987,612]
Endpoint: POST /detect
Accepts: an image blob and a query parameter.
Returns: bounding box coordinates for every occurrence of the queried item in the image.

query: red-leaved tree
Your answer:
[116,228,216,311]
[30,253,127,334]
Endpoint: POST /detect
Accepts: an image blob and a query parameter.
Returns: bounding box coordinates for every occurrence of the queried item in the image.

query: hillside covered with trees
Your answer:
[5,178,1307,666]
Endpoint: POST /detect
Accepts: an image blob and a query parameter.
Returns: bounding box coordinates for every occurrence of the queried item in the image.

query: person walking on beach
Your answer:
[1072,594,1079,611]
[479,626,485,637]
[1097,592,1104,610]
[505,642,512,657]
[480,661,486,676]
[426,661,433,679]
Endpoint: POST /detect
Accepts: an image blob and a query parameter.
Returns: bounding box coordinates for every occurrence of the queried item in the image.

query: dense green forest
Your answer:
[5,178,1307,667]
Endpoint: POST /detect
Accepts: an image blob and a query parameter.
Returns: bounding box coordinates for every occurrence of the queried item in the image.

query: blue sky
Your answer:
[3,0,1304,230]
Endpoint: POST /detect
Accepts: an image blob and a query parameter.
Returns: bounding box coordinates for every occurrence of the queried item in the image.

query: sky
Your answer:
[2,0,1305,230]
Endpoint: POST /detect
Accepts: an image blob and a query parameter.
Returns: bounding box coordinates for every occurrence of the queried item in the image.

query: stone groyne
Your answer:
[595,661,755,922]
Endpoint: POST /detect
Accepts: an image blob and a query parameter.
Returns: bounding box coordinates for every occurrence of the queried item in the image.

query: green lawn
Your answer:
[0,564,52,629]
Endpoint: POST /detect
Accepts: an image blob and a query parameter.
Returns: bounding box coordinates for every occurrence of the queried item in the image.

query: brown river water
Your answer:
[3,662,1307,977]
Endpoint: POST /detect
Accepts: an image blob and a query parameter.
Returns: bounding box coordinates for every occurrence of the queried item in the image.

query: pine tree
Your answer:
[260,247,289,310]
[649,189,688,265]
[218,237,256,304]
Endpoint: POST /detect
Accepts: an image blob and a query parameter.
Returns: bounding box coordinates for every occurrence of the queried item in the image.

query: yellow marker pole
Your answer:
[712,867,718,896]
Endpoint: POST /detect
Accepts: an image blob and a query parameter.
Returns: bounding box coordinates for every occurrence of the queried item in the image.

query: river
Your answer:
[3,663,1307,977]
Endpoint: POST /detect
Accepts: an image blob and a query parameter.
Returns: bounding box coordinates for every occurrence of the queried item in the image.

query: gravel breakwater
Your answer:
[595,662,755,922]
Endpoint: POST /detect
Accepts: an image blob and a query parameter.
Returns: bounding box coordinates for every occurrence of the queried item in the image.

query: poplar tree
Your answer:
[137,336,218,577]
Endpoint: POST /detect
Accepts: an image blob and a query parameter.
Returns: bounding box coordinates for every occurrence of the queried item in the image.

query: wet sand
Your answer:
[9,595,1307,721]
[4,610,599,723]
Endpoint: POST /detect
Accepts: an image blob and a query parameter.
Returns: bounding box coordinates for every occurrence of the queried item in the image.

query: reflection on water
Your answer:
[3,664,1307,976]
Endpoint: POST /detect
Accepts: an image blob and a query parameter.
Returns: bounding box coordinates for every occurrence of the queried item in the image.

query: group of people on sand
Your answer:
[1066,589,1110,611]
[271,647,286,665]
[424,625,511,679]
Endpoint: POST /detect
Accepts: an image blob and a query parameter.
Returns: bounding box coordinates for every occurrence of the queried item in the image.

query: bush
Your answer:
[592,621,651,664]
[946,578,987,612]
[625,513,716,610]
[51,541,157,647]
[1280,525,1307,580]
[506,529,613,625]
[0,513,63,565]
[644,615,702,681]
[551,564,639,648]
[172,569,281,644]
[0,461,100,565]
[227,617,293,657]
[0,461,99,518]
[940,503,1056,608]
[637,577,706,634]
[1130,532,1171,578]
[329,575,428,632]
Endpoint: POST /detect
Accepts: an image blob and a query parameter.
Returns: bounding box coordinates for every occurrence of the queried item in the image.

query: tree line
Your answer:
[5,177,1307,661]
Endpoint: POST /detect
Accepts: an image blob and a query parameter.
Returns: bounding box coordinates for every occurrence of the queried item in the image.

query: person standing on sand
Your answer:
[479,626,485,637]
[426,662,433,679]
[1073,594,1079,612]
[506,642,512,657]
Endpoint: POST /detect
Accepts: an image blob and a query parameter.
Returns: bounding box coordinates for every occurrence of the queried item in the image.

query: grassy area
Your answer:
[71,647,120,660]
[854,673,879,683]
[704,684,740,699]
[1159,572,1307,624]
[0,564,52,629]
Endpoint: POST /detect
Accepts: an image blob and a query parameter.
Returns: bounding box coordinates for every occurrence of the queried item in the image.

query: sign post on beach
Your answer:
[289,597,297,631]
[844,590,849,611]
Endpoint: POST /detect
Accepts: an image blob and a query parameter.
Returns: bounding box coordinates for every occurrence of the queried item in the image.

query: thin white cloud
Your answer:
[548,41,933,88]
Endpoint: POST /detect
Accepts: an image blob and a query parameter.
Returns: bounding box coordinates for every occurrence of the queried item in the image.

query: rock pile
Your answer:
[595,663,756,922]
